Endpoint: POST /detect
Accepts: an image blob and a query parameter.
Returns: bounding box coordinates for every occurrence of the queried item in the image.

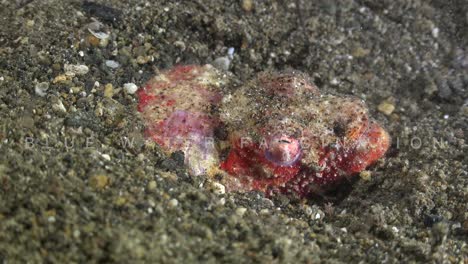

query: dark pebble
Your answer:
[64,111,103,132]
[82,1,122,24]
[424,214,443,227]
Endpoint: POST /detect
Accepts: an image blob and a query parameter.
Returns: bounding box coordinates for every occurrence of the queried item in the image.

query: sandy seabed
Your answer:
[0,0,466,262]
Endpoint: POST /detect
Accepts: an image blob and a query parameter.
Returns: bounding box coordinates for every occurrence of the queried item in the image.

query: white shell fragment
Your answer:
[35,82,49,97]
[123,83,139,94]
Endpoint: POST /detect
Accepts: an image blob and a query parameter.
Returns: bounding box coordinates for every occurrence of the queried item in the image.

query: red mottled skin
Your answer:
[220,122,389,196]
[137,65,222,150]
[138,65,390,197]
[220,136,301,190]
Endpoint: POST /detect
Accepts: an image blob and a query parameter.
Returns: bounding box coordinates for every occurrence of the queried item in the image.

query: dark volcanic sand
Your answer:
[0,0,467,262]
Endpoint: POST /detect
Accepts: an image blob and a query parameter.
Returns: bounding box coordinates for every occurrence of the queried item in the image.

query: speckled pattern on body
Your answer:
[0,0,466,263]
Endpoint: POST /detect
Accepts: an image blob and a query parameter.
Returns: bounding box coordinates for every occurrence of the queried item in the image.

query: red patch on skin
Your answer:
[220,139,301,191]
[281,123,389,196]
[166,99,176,107]
[165,65,200,82]
[342,122,390,174]
[137,88,157,112]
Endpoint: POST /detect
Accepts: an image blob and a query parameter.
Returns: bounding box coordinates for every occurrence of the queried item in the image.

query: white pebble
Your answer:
[64,64,89,76]
[35,82,49,97]
[137,153,145,161]
[432,27,439,38]
[260,209,270,215]
[211,182,226,195]
[218,197,226,206]
[168,198,178,208]
[123,83,139,94]
[235,207,247,217]
[173,40,186,51]
[101,154,111,161]
[73,229,81,238]
[105,60,120,69]
[87,21,103,32]
[52,99,67,113]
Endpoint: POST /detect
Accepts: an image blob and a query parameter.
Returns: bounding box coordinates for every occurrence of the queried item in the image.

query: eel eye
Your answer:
[265,135,301,166]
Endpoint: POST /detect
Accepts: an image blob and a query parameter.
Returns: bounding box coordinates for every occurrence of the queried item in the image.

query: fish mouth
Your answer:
[264,135,302,166]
